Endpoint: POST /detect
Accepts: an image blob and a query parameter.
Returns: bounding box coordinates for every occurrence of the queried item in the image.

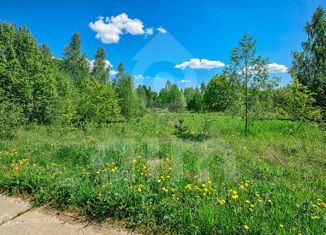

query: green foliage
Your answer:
[158,81,186,112]
[225,33,277,131]
[77,79,121,124]
[203,74,230,112]
[275,77,321,121]
[136,85,158,108]
[0,22,66,124]
[0,96,25,139]
[184,87,203,112]
[114,63,139,119]
[62,32,90,88]
[292,6,326,114]
[91,46,109,83]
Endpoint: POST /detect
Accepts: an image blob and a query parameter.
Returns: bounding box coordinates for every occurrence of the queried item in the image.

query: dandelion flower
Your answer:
[232,195,239,200]
[244,224,249,230]
[311,215,320,220]
[245,200,250,204]
[279,224,284,228]
[218,199,226,205]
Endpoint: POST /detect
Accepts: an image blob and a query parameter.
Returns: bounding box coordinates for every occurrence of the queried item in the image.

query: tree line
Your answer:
[0,6,325,137]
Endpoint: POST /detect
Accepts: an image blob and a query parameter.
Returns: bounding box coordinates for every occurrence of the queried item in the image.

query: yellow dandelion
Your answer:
[244,224,249,230]
[232,194,239,200]
[279,224,284,228]
[258,199,263,203]
[240,185,245,189]
[311,215,320,220]
[245,200,250,204]
[244,183,249,187]
[255,193,260,197]
[218,199,226,205]
[250,204,255,208]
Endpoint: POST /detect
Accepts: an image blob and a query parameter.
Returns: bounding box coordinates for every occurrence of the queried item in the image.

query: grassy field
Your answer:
[0,112,325,234]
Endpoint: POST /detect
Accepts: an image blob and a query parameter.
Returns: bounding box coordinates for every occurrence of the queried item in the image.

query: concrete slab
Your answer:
[0,195,31,225]
[0,208,133,235]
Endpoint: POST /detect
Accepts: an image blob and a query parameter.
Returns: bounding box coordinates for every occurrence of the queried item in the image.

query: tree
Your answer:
[184,87,203,112]
[0,22,63,124]
[188,88,203,112]
[225,33,273,131]
[113,62,124,86]
[292,6,326,116]
[78,79,121,124]
[200,81,206,94]
[115,72,138,119]
[92,46,109,83]
[203,75,230,112]
[275,76,321,121]
[62,32,89,88]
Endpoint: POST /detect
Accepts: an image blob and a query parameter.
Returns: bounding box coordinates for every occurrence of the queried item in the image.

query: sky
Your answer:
[1,0,325,91]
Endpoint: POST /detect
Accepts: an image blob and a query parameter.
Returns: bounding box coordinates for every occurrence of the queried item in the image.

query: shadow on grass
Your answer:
[174,132,209,142]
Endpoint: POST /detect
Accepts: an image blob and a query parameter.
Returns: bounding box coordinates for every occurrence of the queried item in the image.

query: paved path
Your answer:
[0,195,134,235]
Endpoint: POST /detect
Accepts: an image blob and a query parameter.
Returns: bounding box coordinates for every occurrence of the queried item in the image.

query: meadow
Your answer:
[0,112,325,234]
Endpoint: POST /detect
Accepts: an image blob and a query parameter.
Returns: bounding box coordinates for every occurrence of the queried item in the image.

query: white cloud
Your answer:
[87,58,112,70]
[175,58,225,70]
[110,70,118,76]
[89,13,153,44]
[134,74,145,80]
[238,63,289,75]
[157,27,167,33]
[267,63,288,73]
[145,28,154,35]
[154,76,165,82]
[178,79,192,83]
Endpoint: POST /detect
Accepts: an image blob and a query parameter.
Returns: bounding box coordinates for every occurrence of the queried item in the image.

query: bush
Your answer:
[0,100,25,139]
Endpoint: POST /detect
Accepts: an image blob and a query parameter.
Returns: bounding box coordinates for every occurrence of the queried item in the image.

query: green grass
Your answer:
[0,113,325,234]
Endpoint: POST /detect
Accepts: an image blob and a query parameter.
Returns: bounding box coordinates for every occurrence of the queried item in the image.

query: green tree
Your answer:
[0,22,63,124]
[225,33,274,131]
[184,87,203,112]
[115,67,138,119]
[92,46,109,83]
[275,76,321,121]
[292,6,326,115]
[158,82,186,112]
[78,79,121,124]
[62,32,89,88]
[203,74,230,112]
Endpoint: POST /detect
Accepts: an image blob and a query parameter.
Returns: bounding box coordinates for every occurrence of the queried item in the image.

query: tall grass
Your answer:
[0,113,325,234]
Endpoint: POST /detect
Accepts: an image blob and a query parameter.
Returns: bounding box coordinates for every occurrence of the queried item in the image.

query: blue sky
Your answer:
[1,0,325,90]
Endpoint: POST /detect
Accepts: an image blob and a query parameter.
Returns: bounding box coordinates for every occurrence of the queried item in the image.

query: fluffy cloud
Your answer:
[178,79,192,83]
[157,27,167,33]
[89,13,153,44]
[267,63,288,73]
[134,74,145,80]
[87,58,112,70]
[110,70,118,76]
[175,59,225,70]
[239,63,288,75]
